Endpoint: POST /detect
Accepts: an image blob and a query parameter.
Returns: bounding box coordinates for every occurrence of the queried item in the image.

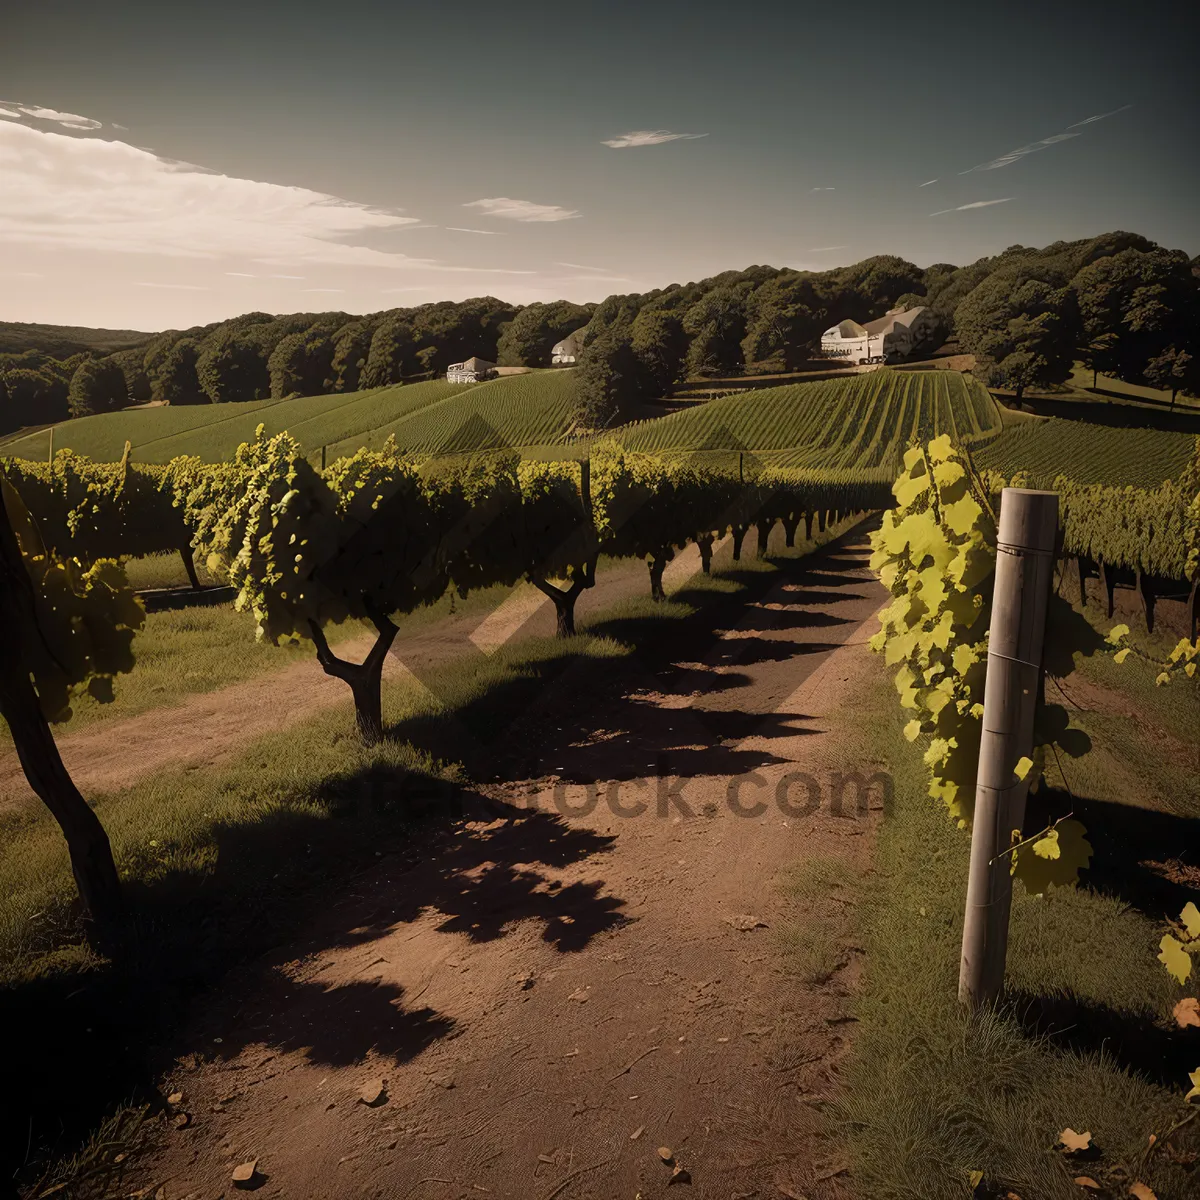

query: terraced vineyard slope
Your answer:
[619,369,1002,472]
[974,417,1199,488]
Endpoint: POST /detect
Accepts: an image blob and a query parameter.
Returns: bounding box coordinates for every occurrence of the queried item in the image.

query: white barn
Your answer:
[551,329,587,365]
[446,356,497,383]
[820,306,938,365]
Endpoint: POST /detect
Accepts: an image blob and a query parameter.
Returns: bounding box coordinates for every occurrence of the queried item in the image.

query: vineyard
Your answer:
[619,369,1002,469]
[975,418,1199,488]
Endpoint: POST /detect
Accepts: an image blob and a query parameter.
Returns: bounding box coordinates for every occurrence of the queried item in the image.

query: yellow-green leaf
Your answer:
[1181,902,1200,941]
[1159,934,1194,985]
[1112,647,1130,664]
[1032,828,1060,859]
[1105,623,1130,645]
[1014,756,1035,781]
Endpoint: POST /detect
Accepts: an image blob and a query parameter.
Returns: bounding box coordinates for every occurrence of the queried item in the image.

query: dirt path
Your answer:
[131,529,888,1199]
[0,547,705,812]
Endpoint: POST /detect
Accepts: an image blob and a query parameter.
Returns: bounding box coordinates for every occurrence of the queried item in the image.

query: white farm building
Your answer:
[446,356,497,383]
[550,329,587,365]
[819,306,937,365]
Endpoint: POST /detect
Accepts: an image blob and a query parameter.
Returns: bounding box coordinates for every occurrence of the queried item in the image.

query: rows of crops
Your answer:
[324,370,579,459]
[974,418,1198,488]
[619,370,1001,471]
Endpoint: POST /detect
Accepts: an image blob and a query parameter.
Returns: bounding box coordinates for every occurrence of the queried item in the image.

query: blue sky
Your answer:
[2,0,1197,330]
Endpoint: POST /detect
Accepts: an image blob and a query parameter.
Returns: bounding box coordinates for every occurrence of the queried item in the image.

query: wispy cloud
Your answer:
[270,274,305,279]
[1066,104,1133,129]
[556,261,610,271]
[463,197,580,222]
[919,179,939,187]
[960,104,1130,173]
[810,187,836,192]
[133,281,209,290]
[0,121,438,269]
[930,198,1014,215]
[807,245,846,252]
[112,122,128,131]
[17,104,102,131]
[225,271,256,277]
[303,287,344,293]
[602,130,708,148]
[445,226,507,235]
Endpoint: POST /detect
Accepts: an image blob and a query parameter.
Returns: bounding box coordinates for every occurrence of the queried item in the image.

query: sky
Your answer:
[2,0,1198,332]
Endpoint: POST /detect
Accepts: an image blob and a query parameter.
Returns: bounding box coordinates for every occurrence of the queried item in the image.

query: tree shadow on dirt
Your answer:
[720,606,858,633]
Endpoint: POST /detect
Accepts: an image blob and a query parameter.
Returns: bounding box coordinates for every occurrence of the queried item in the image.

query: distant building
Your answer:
[819,306,938,365]
[550,329,587,365]
[446,357,497,383]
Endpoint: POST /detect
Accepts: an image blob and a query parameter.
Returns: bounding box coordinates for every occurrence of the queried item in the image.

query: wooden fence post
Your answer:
[958,488,1058,1010]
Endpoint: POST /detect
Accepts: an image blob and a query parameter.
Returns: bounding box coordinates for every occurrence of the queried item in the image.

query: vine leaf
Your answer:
[1159,935,1193,986]
[1129,1184,1158,1200]
[1032,829,1060,860]
[1057,1128,1092,1153]
[1105,623,1130,645]
[1186,1067,1200,1104]
[1014,820,1092,897]
[1173,997,1200,1029]
[1112,647,1131,664]
[1181,901,1200,940]
[1014,756,1035,781]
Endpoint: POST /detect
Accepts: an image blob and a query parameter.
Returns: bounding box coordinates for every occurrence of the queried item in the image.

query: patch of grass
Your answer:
[779,854,864,901]
[121,551,220,591]
[832,652,1200,1200]
[775,920,842,985]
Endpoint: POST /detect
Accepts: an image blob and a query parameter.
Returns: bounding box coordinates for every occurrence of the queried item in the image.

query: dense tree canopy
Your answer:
[67,358,128,418]
[496,301,594,367]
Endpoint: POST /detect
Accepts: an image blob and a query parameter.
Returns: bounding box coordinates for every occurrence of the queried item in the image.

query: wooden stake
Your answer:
[958,487,1058,1010]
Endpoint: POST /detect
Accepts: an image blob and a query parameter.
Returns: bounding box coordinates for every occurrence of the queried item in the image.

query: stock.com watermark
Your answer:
[507,769,893,821]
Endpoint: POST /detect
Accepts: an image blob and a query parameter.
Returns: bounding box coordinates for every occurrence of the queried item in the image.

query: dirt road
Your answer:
[131,528,888,1199]
[0,545,711,811]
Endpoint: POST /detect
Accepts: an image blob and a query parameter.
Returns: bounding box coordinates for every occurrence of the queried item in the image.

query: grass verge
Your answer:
[830,649,1200,1199]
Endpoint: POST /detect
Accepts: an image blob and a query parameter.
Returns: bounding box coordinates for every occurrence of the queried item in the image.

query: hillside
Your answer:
[617,369,1002,472]
[975,417,1198,488]
[0,371,582,465]
[0,320,153,357]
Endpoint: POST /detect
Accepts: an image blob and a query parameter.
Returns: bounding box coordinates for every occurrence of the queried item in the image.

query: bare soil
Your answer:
[128,530,889,1199]
[0,550,698,812]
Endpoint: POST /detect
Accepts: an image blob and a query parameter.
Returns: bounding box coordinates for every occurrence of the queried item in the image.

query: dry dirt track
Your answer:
[0,548,708,811]
[131,527,889,1200]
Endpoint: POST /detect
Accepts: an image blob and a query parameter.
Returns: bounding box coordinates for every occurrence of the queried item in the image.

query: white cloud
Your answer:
[302,287,344,292]
[112,123,129,131]
[919,178,939,187]
[602,130,707,148]
[0,109,22,122]
[445,226,507,235]
[1066,104,1132,129]
[810,187,836,192]
[463,197,580,222]
[270,274,305,279]
[18,104,103,131]
[807,245,846,252]
[930,198,1014,215]
[133,281,209,290]
[225,271,256,277]
[960,106,1128,174]
[0,121,437,269]
[556,261,610,271]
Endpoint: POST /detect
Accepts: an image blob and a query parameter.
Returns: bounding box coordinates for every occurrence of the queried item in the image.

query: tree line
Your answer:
[2,231,1196,437]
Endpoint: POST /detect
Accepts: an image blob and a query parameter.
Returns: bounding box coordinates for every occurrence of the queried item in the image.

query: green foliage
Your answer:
[195,330,268,404]
[868,436,1114,892]
[1,475,144,722]
[67,358,129,419]
[158,337,206,406]
[572,331,647,429]
[495,301,593,368]
[956,269,1079,397]
[268,329,335,399]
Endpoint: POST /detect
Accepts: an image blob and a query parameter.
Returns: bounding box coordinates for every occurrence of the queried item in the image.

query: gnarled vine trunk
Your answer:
[309,602,399,745]
[754,519,773,559]
[730,524,748,561]
[782,515,800,548]
[647,549,672,602]
[696,534,714,575]
[179,543,202,591]
[0,493,123,941]
[531,556,597,638]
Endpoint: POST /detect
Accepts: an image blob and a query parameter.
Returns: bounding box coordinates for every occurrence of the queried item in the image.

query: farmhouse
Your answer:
[820,306,938,365]
[550,329,586,365]
[446,357,497,383]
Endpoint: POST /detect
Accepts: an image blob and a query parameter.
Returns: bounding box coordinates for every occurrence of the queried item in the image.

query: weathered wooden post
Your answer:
[958,488,1058,1009]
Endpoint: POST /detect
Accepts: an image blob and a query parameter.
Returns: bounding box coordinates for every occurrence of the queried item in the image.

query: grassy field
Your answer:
[821,648,1200,1200]
[975,418,1198,487]
[618,369,1003,471]
[0,379,474,464]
